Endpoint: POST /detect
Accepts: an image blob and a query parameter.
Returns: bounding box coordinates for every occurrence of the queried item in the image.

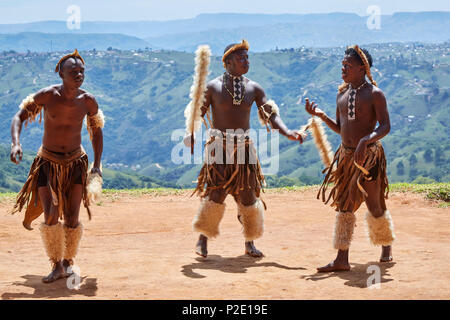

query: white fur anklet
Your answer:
[192,198,226,239]
[237,199,265,241]
[63,223,84,264]
[365,210,395,246]
[333,211,356,250]
[40,222,64,264]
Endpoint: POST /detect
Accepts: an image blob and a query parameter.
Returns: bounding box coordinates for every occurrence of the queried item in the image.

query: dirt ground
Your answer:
[0,189,449,300]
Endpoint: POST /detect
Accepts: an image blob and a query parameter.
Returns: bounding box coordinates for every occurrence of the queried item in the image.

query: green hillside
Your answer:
[0,42,448,191]
[0,144,174,192]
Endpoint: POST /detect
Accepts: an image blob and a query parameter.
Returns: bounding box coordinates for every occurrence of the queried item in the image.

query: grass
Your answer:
[1,183,449,205]
[389,183,450,205]
[265,185,319,193]
[0,192,15,203]
[102,187,187,200]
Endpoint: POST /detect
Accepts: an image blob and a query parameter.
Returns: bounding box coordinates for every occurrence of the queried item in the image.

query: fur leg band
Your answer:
[19,94,44,127]
[365,210,395,246]
[238,199,265,241]
[63,223,83,264]
[39,222,64,264]
[86,109,105,141]
[192,198,225,239]
[333,211,356,250]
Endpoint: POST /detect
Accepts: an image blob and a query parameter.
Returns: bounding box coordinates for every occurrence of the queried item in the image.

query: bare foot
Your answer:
[62,259,74,275]
[195,234,208,258]
[245,241,264,258]
[42,262,67,283]
[380,245,393,262]
[317,261,351,273]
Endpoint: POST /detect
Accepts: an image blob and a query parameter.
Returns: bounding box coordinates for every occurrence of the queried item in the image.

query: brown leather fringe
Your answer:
[12,146,91,230]
[193,134,266,205]
[317,141,389,212]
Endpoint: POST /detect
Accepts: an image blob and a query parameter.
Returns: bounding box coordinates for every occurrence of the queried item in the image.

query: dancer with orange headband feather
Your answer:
[185,40,304,258]
[305,45,395,272]
[10,49,104,283]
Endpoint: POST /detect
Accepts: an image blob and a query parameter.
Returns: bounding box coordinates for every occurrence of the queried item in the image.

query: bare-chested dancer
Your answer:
[186,40,304,258]
[11,49,104,283]
[305,45,395,272]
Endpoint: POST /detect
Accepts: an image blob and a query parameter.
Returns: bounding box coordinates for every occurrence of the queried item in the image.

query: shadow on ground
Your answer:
[1,274,98,300]
[181,254,306,279]
[300,261,396,288]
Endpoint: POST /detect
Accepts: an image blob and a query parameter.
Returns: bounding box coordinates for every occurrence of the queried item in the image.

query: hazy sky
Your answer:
[1,0,449,23]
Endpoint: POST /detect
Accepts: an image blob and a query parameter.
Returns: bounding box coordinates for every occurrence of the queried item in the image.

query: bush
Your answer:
[390,183,449,202]
[412,176,436,184]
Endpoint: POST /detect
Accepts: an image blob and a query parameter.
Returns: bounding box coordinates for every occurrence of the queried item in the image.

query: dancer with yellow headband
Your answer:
[305,45,395,272]
[10,49,104,283]
[185,40,304,258]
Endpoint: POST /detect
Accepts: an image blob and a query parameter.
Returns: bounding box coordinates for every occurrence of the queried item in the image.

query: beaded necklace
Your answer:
[223,72,246,105]
[347,81,367,120]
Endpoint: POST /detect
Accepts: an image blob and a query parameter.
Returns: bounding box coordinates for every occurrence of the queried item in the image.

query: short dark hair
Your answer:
[55,49,85,73]
[345,47,373,68]
[224,43,238,54]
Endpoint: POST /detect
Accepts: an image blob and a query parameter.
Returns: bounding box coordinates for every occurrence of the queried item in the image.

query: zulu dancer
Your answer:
[185,40,304,258]
[10,50,104,282]
[305,45,395,272]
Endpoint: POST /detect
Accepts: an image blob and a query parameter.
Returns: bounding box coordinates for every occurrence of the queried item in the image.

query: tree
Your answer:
[409,154,418,167]
[396,160,405,176]
[412,176,436,184]
[434,146,445,167]
[423,148,433,163]
[409,167,419,180]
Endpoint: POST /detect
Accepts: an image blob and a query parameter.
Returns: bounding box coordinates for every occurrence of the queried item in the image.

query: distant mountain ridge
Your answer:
[0,13,366,38]
[0,12,449,53]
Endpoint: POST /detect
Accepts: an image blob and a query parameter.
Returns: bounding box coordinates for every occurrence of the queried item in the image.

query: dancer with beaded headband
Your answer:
[305,45,395,272]
[184,40,305,258]
[10,49,104,283]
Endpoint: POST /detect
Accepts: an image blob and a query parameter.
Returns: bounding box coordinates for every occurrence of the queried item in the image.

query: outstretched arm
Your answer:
[305,98,340,134]
[354,90,390,165]
[10,88,51,164]
[255,84,304,143]
[86,95,103,176]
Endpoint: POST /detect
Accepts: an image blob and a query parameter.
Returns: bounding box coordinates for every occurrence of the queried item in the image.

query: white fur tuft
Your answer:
[185,45,211,135]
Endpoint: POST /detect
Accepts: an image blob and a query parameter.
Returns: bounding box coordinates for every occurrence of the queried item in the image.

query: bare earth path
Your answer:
[0,189,449,300]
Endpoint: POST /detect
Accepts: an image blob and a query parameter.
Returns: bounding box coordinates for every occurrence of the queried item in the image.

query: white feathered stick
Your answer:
[184,45,211,154]
[298,117,334,168]
[86,163,103,204]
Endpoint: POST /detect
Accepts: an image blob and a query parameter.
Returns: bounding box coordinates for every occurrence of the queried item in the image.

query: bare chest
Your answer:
[44,97,87,125]
[211,83,256,114]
